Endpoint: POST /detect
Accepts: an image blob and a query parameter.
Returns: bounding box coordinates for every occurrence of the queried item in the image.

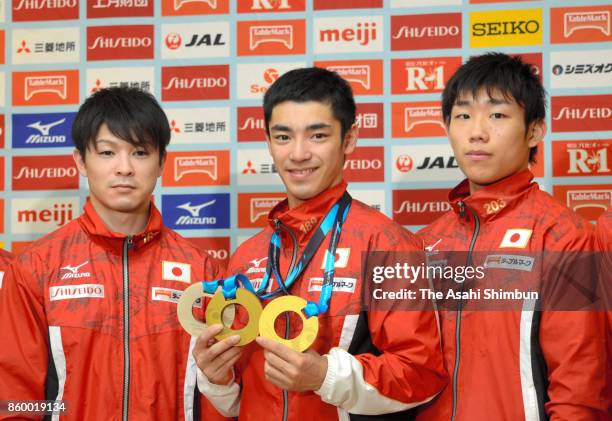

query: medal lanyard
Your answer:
[258,192,352,317]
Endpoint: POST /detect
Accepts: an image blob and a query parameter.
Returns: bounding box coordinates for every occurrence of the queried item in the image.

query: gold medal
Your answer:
[177,282,211,337]
[259,295,319,352]
[205,288,263,346]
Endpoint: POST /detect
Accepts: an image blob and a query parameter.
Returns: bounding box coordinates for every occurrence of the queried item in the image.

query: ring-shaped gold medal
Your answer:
[259,295,319,352]
[205,288,263,346]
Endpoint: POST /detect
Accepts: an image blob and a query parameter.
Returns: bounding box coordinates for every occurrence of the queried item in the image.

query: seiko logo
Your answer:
[18,202,74,226]
[14,166,76,180]
[394,200,451,214]
[251,0,290,9]
[472,20,540,36]
[60,261,91,280]
[239,117,265,131]
[393,25,459,39]
[92,0,148,8]
[568,147,609,174]
[89,36,152,50]
[49,284,104,301]
[320,22,377,46]
[405,65,444,91]
[163,77,227,90]
[176,200,216,225]
[14,0,75,10]
[553,106,612,120]
[343,159,381,170]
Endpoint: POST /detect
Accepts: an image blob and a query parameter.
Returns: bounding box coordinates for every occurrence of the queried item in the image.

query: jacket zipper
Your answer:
[122,236,133,421]
[451,202,480,421]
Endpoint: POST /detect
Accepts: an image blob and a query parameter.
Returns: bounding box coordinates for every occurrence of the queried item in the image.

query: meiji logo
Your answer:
[162,194,230,229]
[13,71,79,106]
[314,16,383,53]
[392,102,445,138]
[87,25,154,61]
[26,76,66,100]
[49,284,104,301]
[553,141,610,176]
[308,277,356,293]
[551,95,612,132]
[238,20,305,55]
[88,0,153,18]
[393,189,451,225]
[237,107,266,142]
[13,112,75,148]
[162,65,229,101]
[13,155,79,191]
[391,13,461,51]
[237,192,284,228]
[343,146,384,182]
[565,11,610,38]
[469,9,543,48]
[238,0,303,13]
[15,200,75,228]
[13,0,78,21]
[60,261,91,280]
[392,57,461,94]
[396,155,414,172]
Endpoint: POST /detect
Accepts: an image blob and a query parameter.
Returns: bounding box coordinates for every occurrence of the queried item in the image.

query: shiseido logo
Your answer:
[14,0,75,10]
[472,20,540,36]
[14,166,76,180]
[553,106,611,120]
[49,284,104,301]
[394,200,450,214]
[393,25,459,39]
[88,36,152,49]
[163,77,227,90]
[343,159,382,170]
[319,21,377,46]
[239,117,265,131]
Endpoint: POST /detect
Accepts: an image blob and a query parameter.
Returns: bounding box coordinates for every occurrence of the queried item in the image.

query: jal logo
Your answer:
[187,236,230,262]
[392,145,462,182]
[553,140,611,177]
[87,25,154,61]
[12,112,76,148]
[237,106,266,142]
[13,0,79,21]
[162,194,230,230]
[392,101,445,138]
[237,0,304,13]
[551,6,612,44]
[391,57,461,94]
[161,22,229,59]
[237,19,306,56]
[13,155,79,191]
[551,95,612,133]
[11,196,79,234]
[314,16,383,54]
[315,59,383,95]
[470,9,542,48]
[87,0,153,18]
[392,188,451,225]
[60,261,91,280]
[550,50,612,89]
[313,0,381,10]
[161,65,229,101]
[161,0,228,15]
[355,103,383,139]
[343,146,384,182]
[49,284,104,301]
[396,155,414,173]
[553,185,611,222]
[238,192,285,228]
[391,13,461,51]
[162,150,229,187]
[12,70,79,106]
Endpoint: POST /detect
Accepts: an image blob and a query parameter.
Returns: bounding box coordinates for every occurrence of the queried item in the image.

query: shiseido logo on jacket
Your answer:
[314,16,383,53]
[59,261,91,280]
[162,194,230,229]
[391,13,461,50]
[393,189,451,226]
[87,0,153,18]
[13,155,79,191]
[161,65,229,101]
[391,57,461,94]
[87,25,154,61]
[50,284,104,301]
[553,140,611,177]
[12,112,75,148]
[551,95,612,132]
[13,0,78,21]
[469,9,542,48]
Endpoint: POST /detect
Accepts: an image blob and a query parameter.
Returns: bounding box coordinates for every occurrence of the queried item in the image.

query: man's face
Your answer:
[73,123,164,219]
[266,101,357,208]
[447,88,545,193]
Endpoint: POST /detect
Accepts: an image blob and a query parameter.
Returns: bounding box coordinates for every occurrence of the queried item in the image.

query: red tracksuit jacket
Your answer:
[416,170,608,421]
[0,200,230,421]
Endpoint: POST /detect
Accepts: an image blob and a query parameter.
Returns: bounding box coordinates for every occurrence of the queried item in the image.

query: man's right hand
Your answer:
[193,324,242,385]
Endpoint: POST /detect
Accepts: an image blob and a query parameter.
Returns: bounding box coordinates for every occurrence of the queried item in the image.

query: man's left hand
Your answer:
[255,336,328,392]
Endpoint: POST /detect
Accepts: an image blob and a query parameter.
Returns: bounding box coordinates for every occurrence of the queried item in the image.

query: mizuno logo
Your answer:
[250,256,268,267]
[176,200,216,217]
[60,260,91,280]
[425,239,442,253]
[61,260,89,274]
[27,118,66,135]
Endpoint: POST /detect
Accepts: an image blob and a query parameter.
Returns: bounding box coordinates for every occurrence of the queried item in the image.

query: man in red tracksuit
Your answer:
[416,53,608,420]
[0,88,229,421]
[193,67,447,420]
[0,249,13,292]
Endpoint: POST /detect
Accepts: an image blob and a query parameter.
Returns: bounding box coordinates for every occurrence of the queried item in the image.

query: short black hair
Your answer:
[72,87,170,162]
[442,52,545,163]
[263,67,356,139]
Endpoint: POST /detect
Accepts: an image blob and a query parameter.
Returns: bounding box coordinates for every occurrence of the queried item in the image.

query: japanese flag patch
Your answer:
[499,229,532,249]
[162,261,191,283]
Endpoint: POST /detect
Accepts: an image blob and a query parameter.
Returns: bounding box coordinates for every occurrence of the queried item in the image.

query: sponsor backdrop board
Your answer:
[0,0,610,257]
